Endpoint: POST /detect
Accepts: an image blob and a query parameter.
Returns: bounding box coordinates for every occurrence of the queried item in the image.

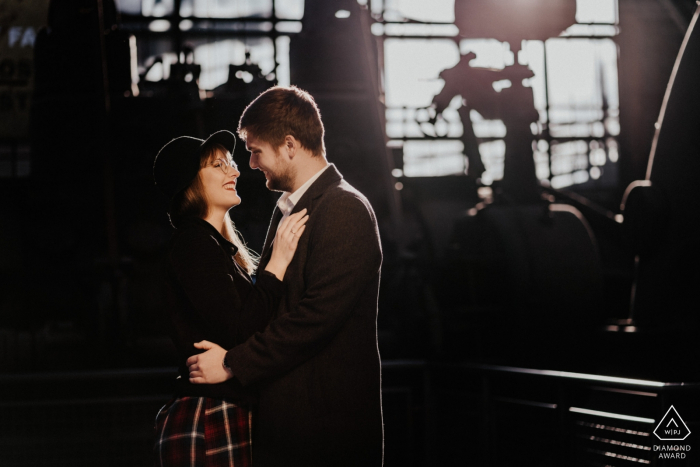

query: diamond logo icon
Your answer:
[654,406,691,441]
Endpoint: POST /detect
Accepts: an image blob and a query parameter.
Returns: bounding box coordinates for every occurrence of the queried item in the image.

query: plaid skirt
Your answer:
[154,396,253,467]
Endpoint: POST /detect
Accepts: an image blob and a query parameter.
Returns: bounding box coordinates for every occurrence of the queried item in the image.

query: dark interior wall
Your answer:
[617,0,686,189]
[290,0,400,230]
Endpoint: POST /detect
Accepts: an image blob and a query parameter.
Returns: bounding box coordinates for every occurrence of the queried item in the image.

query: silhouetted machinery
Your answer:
[612,4,700,374]
[435,0,601,366]
[211,51,274,100]
[430,9,700,465]
[452,0,576,199]
[442,1,700,380]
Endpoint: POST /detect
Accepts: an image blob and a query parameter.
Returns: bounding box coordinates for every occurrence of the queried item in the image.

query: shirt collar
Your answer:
[276,165,330,216]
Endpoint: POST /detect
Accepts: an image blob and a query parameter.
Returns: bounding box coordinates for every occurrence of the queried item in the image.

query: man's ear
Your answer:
[285,135,297,159]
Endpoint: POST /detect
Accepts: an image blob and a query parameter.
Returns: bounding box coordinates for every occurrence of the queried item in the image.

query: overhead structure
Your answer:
[455,0,577,47]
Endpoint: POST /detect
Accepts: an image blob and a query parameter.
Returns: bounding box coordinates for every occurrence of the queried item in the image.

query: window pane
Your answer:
[383,0,455,23]
[141,0,174,17]
[403,140,466,177]
[276,36,291,86]
[576,0,617,24]
[385,39,460,108]
[378,0,620,186]
[275,0,304,20]
[192,38,275,90]
[115,0,142,14]
[521,40,548,122]
[459,39,514,70]
[189,0,273,18]
[479,140,505,185]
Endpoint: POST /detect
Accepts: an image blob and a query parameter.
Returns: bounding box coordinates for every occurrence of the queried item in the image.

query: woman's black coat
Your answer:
[160,217,283,401]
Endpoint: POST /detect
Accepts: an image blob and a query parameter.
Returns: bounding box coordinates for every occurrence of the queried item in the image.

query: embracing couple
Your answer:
[152,86,384,467]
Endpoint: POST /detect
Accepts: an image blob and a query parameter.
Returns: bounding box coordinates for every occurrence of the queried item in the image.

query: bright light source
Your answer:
[573,169,589,184]
[546,38,619,131]
[391,168,404,178]
[385,39,460,108]
[371,23,384,36]
[492,79,512,93]
[589,148,606,166]
[149,20,171,32]
[145,62,164,82]
[276,36,291,87]
[402,140,466,177]
[179,19,193,31]
[335,10,351,18]
[575,0,618,24]
[477,187,492,199]
[551,174,573,188]
[193,38,276,90]
[383,23,459,36]
[460,39,513,70]
[470,111,507,138]
[275,0,305,20]
[190,0,274,19]
[606,117,620,135]
[385,0,455,23]
[276,21,302,33]
[479,140,505,182]
[561,24,618,36]
[536,163,550,180]
[129,35,139,96]
[235,71,254,83]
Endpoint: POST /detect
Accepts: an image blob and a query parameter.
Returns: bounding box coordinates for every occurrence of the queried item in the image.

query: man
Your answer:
[186,86,384,467]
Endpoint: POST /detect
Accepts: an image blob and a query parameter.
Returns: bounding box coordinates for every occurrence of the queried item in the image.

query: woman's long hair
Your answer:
[168,142,259,275]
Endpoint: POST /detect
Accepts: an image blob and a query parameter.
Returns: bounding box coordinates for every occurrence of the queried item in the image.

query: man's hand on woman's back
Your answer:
[187,340,233,384]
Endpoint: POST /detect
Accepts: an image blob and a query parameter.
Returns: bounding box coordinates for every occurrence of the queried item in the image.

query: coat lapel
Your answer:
[257,164,343,271]
[259,206,284,271]
[289,164,343,216]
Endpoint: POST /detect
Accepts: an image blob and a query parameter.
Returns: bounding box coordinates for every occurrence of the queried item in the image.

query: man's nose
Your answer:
[249,154,258,169]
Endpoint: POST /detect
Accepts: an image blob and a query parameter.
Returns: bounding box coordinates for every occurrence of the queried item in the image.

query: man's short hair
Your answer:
[238,86,326,157]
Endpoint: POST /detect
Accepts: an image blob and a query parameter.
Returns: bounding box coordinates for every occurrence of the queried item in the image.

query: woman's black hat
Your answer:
[153,130,236,200]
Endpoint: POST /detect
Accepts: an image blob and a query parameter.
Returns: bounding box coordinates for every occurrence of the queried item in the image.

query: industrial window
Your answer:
[117,0,304,92]
[375,0,620,190]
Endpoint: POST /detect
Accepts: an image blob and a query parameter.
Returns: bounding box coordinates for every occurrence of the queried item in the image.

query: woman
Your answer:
[152,130,307,467]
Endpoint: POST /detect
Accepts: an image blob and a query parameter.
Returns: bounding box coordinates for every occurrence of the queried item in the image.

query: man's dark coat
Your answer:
[226,164,384,466]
